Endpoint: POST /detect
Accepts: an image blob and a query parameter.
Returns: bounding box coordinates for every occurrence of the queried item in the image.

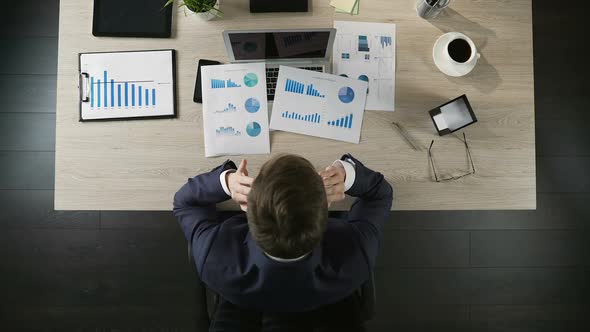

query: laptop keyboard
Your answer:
[266,66,323,100]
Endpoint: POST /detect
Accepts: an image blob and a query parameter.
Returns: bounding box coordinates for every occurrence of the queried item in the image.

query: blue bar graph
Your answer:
[215,103,237,113]
[380,36,392,48]
[124,82,128,107]
[103,71,107,107]
[227,79,241,88]
[87,70,159,110]
[211,79,225,89]
[110,79,114,107]
[358,36,370,52]
[285,79,325,98]
[281,111,321,123]
[327,114,353,129]
[216,126,242,136]
[211,78,242,89]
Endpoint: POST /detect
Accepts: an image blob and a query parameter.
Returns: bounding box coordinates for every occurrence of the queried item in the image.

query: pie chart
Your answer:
[338,87,355,103]
[244,98,260,113]
[244,73,258,87]
[358,74,369,82]
[246,121,261,137]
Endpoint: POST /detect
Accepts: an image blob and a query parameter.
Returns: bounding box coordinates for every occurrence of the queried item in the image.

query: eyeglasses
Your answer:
[428,133,476,182]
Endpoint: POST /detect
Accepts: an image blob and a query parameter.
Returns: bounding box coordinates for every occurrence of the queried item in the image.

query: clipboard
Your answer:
[78,49,177,122]
[429,94,477,136]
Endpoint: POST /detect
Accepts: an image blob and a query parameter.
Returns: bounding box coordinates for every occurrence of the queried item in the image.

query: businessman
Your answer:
[173,154,393,331]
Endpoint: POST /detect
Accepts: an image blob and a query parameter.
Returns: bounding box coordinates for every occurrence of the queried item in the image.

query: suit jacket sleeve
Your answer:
[172,160,237,275]
[342,154,394,271]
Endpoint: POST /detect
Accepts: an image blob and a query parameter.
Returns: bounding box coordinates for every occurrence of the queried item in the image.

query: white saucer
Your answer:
[433,32,476,77]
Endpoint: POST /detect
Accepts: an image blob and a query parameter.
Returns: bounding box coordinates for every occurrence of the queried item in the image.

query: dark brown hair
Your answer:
[247,154,328,259]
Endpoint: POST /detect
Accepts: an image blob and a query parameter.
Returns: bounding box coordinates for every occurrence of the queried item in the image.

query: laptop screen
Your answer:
[227,31,332,61]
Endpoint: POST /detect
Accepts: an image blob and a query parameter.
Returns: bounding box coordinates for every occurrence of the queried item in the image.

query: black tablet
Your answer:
[92,0,173,38]
[429,95,477,136]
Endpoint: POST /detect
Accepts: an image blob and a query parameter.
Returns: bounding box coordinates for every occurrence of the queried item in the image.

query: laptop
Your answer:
[222,29,336,100]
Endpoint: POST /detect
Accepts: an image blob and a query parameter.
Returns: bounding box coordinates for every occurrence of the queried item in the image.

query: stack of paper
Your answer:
[332,21,397,111]
[330,0,359,15]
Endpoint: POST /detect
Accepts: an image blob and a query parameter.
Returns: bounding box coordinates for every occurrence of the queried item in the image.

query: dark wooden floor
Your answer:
[1,1,589,331]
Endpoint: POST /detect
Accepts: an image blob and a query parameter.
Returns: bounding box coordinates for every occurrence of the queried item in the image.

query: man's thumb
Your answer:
[238,159,248,175]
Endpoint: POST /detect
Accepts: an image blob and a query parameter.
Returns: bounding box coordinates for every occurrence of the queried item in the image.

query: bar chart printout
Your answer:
[216,126,242,136]
[270,66,368,144]
[281,111,321,123]
[211,78,242,89]
[358,35,370,52]
[285,79,325,98]
[89,71,157,109]
[332,21,396,111]
[380,36,392,48]
[201,62,270,157]
[215,103,238,113]
[80,50,175,120]
[328,113,353,129]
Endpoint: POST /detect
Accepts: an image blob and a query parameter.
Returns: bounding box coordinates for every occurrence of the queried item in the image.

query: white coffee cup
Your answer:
[433,32,481,77]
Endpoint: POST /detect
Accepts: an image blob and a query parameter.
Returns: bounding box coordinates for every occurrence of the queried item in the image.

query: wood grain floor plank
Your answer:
[0,37,58,75]
[533,0,587,123]
[537,157,590,193]
[100,211,178,230]
[470,304,590,332]
[378,230,469,268]
[0,0,59,37]
[1,306,195,332]
[373,267,590,306]
[536,118,590,157]
[471,230,590,267]
[0,113,56,151]
[0,229,194,307]
[0,190,99,229]
[0,152,54,189]
[469,268,590,305]
[0,75,57,113]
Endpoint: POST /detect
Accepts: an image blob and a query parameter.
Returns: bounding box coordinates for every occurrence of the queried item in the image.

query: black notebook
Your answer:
[92,0,173,38]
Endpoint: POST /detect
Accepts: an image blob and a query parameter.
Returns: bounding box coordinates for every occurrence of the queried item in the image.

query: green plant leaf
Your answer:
[164,0,222,16]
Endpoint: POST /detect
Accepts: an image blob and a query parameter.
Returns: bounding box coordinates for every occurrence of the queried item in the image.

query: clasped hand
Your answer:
[227,160,347,211]
[226,160,254,212]
[319,163,347,207]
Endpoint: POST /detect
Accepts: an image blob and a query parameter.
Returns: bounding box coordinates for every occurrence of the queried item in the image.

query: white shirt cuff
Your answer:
[219,169,236,196]
[333,159,356,192]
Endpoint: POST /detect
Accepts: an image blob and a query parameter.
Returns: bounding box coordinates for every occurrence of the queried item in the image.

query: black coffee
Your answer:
[448,39,472,63]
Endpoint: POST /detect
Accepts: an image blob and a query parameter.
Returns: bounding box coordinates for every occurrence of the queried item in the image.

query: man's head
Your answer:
[247,154,328,259]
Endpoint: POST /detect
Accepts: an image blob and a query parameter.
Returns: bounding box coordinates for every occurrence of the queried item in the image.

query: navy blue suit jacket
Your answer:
[173,155,393,312]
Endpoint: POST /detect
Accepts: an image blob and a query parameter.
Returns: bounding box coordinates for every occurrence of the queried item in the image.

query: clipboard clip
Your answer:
[79,72,90,102]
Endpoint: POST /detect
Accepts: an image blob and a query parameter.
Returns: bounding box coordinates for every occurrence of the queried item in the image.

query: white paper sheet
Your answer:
[201,63,270,157]
[270,66,368,144]
[440,98,472,131]
[80,50,175,120]
[433,113,449,130]
[333,21,396,111]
